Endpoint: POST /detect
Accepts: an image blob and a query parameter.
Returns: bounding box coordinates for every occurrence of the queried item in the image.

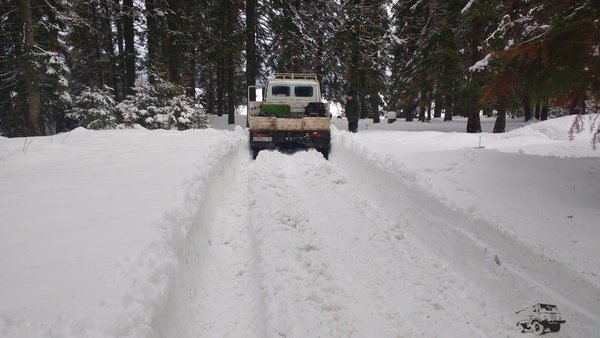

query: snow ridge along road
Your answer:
[155,131,266,337]
[331,128,600,337]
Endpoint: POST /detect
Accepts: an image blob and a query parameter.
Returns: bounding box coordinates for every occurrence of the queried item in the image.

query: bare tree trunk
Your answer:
[103,0,120,99]
[541,99,549,121]
[47,0,67,133]
[216,58,224,116]
[434,98,442,118]
[372,94,380,123]
[19,0,44,136]
[493,95,507,133]
[426,103,432,121]
[225,0,235,124]
[466,101,481,133]
[167,0,180,84]
[186,46,196,97]
[123,0,135,95]
[246,0,258,102]
[444,96,453,121]
[145,0,158,84]
[522,94,533,121]
[114,0,126,98]
[418,104,426,122]
[404,103,415,122]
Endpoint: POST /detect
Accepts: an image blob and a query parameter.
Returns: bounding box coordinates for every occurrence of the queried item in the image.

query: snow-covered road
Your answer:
[2,116,599,337]
[152,126,599,337]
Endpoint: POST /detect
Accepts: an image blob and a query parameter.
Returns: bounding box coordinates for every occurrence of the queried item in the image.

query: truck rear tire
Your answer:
[548,324,560,332]
[251,148,260,160]
[319,147,330,160]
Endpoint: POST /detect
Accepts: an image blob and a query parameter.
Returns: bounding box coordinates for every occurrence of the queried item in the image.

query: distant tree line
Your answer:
[1,0,598,137]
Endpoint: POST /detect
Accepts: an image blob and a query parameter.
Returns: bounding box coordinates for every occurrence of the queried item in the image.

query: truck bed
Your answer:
[248,116,330,131]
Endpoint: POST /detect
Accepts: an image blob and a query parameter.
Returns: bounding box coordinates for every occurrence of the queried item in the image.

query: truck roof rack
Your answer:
[271,73,318,81]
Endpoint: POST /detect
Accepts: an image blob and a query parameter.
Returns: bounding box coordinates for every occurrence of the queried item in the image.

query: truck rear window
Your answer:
[294,86,314,97]
[272,86,290,97]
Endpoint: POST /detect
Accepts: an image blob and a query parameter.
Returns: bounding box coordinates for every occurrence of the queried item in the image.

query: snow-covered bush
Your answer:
[68,86,117,130]
[116,80,209,130]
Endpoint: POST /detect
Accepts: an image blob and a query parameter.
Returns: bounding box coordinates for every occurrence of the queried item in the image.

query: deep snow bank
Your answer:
[0,127,247,337]
[115,127,251,337]
[330,123,600,337]
[153,127,266,337]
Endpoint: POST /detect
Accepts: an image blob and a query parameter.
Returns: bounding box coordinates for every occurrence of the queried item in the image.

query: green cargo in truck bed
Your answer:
[261,103,290,117]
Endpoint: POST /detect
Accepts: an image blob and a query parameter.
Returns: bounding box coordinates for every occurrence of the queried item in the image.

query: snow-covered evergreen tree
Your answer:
[116,80,209,130]
[68,86,117,130]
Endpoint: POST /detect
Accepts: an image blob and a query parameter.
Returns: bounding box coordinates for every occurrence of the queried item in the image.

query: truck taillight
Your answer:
[309,132,321,137]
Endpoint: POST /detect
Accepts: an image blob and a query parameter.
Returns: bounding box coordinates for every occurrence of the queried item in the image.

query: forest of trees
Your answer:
[1,0,598,137]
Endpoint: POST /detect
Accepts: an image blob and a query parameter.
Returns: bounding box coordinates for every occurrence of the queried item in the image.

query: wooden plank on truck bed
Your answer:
[275,118,303,130]
[249,117,275,130]
[303,117,331,131]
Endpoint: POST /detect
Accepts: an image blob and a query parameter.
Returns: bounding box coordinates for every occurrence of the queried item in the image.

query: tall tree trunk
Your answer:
[534,100,541,120]
[115,0,126,98]
[94,33,104,86]
[541,99,549,121]
[418,104,426,122]
[372,94,380,123]
[225,0,235,124]
[207,74,216,115]
[216,58,224,116]
[122,0,135,95]
[19,0,43,136]
[405,103,415,122]
[444,96,453,121]
[522,94,532,121]
[145,0,158,84]
[426,103,432,121]
[434,97,442,118]
[103,0,120,99]
[466,99,481,133]
[466,18,483,133]
[493,95,507,133]
[167,0,180,84]
[246,0,258,102]
[47,0,67,133]
[186,46,196,97]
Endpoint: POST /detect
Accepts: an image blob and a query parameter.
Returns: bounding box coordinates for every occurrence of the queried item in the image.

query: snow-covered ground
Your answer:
[1,115,599,337]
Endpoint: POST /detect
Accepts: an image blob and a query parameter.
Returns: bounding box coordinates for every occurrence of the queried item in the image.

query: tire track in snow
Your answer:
[155,138,266,338]
[249,150,490,337]
[249,150,359,337]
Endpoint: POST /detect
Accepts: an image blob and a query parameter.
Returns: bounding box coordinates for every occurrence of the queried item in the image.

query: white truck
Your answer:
[515,303,565,334]
[247,73,331,159]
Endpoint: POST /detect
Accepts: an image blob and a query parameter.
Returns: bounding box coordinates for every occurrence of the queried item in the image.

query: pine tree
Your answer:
[336,0,390,123]
[389,0,429,121]
[115,78,209,130]
[481,0,599,115]
[68,85,117,129]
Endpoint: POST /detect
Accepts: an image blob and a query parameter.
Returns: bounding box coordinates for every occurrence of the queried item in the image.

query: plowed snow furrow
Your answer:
[155,143,265,338]
[248,150,491,337]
